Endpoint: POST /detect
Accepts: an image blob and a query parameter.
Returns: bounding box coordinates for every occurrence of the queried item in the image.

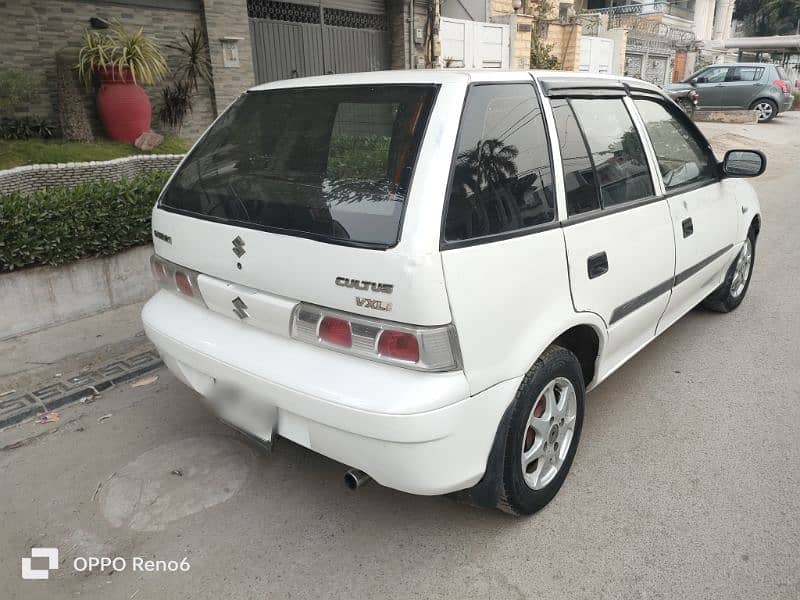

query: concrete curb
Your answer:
[0,349,162,430]
[0,245,157,340]
[693,109,759,124]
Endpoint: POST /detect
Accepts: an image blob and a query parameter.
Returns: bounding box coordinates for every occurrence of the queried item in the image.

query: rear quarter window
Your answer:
[443,83,555,244]
[159,85,437,247]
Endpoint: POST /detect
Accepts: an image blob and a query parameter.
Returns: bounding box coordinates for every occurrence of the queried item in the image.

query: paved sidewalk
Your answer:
[0,302,161,430]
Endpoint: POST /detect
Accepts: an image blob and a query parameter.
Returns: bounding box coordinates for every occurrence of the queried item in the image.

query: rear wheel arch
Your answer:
[552,324,601,388]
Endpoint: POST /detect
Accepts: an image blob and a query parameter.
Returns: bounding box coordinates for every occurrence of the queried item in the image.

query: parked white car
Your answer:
[142,70,764,515]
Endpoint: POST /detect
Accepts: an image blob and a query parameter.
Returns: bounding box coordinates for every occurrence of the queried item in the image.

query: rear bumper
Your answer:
[779,94,793,112]
[142,291,519,495]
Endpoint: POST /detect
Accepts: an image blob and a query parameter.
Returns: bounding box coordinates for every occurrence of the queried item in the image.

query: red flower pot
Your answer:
[96,66,152,143]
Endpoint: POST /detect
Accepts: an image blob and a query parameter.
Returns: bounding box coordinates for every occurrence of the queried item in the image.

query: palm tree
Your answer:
[453,138,519,198]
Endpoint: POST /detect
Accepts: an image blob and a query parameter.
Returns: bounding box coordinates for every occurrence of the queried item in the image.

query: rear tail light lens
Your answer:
[175,271,194,297]
[775,80,789,94]
[319,316,352,348]
[150,254,205,306]
[291,304,461,371]
[378,330,420,362]
[151,259,168,283]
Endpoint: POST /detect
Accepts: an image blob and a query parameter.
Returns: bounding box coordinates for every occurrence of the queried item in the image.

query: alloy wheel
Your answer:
[730,238,753,298]
[754,102,773,121]
[521,377,578,490]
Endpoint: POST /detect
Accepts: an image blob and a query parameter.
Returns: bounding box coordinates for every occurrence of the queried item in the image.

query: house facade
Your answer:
[575,0,738,84]
[0,0,453,138]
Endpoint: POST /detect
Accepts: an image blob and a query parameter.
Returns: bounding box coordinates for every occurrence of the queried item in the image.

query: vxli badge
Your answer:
[356,297,392,312]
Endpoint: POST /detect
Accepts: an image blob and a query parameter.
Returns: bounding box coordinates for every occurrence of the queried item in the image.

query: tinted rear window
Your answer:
[159,85,437,247]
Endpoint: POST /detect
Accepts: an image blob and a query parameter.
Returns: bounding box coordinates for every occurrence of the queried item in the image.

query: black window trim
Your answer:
[559,93,722,227]
[157,83,441,251]
[556,97,602,218]
[558,95,658,223]
[439,81,560,251]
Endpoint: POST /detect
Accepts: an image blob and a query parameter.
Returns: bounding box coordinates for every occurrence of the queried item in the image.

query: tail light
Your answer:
[150,254,206,306]
[378,330,420,362]
[291,304,461,371]
[775,80,789,94]
[318,316,352,348]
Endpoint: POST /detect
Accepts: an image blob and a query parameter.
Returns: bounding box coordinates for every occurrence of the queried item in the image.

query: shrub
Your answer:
[0,69,42,113]
[0,171,169,272]
[0,117,56,140]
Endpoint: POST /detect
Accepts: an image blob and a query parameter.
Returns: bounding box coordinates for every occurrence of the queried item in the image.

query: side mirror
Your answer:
[722,149,766,178]
[694,77,706,84]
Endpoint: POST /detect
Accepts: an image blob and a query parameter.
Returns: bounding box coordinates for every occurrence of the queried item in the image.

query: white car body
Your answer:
[142,70,762,503]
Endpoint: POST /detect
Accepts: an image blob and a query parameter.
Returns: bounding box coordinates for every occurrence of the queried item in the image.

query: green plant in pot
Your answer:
[77,21,167,143]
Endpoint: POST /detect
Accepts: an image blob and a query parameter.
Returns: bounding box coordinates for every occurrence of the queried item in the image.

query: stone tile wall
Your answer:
[0,0,215,139]
[0,154,184,196]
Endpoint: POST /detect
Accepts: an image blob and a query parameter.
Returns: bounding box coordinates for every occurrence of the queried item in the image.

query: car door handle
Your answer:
[682,217,694,238]
[587,252,608,279]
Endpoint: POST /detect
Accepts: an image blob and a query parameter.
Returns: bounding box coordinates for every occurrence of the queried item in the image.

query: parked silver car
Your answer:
[666,62,794,122]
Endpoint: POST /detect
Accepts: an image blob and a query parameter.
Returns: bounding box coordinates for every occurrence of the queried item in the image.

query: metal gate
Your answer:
[625,50,671,86]
[248,0,389,84]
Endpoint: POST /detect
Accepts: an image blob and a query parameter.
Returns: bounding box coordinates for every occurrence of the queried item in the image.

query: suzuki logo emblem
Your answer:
[232,296,249,320]
[232,236,246,258]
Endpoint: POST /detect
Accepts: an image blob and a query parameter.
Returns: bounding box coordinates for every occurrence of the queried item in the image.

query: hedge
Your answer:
[0,170,170,272]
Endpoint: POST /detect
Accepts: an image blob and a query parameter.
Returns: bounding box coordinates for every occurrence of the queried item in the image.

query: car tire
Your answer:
[750,99,778,123]
[493,346,585,516]
[702,226,756,313]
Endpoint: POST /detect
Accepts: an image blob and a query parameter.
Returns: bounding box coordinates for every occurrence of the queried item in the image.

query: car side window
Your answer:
[728,67,764,82]
[444,84,555,243]
[633,98,718,191]
[701,66,729,83]
[569,98,654,208]
[550,98,599,215]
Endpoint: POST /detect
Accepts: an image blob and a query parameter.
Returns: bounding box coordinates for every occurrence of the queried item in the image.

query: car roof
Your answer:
[247,69,663,94]
[700,63,773,68]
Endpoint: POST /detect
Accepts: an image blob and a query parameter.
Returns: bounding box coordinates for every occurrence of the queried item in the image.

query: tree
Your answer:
[734,0,800,36]
[529,0,561,70]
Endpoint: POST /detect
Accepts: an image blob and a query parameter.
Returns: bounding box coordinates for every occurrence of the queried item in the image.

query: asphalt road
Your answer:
[2,113,799,600]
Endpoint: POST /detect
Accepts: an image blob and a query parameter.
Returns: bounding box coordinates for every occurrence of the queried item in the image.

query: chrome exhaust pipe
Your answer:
[344,468,371,490]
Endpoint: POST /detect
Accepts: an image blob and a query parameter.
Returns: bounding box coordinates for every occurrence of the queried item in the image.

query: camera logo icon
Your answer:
[21,547,59,580]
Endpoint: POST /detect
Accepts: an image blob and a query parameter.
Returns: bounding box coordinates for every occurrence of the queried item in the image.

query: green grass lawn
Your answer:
[0,136,192,170]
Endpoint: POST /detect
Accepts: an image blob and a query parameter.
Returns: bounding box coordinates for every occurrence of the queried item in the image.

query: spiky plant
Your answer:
[165,28,212,92]
[158,80,193,135]
[77,20,167,88]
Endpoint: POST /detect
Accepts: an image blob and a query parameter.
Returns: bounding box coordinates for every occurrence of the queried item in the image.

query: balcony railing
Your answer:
[585,1,694,21]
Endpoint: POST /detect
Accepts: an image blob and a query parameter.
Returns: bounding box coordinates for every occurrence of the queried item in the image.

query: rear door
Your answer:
[550,94,675,378]
[632,96,738,333]
[723,65,765,108]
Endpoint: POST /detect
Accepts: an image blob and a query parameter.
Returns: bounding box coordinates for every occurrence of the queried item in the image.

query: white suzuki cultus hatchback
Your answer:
[143,70,765,515]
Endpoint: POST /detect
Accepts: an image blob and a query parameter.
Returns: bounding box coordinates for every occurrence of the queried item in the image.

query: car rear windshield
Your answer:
[159,85,437,247]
